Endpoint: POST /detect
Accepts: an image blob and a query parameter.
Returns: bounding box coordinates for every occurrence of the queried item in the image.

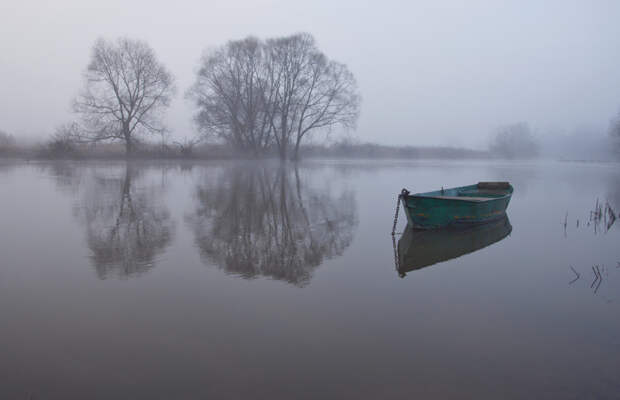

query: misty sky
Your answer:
[2,0,620,148]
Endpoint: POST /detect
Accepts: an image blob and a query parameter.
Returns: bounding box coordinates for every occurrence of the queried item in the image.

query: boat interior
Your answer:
[417,182,512,202]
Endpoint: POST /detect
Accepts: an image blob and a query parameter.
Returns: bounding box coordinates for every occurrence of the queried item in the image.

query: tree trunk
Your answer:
[278,119,288,161]
[278,136,288,160]
[125,137,133,156]
[123,124,133,156]
[292,138,301,161]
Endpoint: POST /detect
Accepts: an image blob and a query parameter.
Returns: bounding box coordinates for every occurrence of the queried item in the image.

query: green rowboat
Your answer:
[399,182,513,229]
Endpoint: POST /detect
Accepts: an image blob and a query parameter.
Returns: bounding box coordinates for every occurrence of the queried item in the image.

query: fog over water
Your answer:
[2,1,620,152]
[0,159,619,398]
[3,3,620,397]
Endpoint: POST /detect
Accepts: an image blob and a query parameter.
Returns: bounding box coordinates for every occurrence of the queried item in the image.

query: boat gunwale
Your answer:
[402,183,513,203]
[411,195,501,202]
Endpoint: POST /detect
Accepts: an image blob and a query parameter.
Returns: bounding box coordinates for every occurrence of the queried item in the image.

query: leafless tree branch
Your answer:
[73,38,176,155]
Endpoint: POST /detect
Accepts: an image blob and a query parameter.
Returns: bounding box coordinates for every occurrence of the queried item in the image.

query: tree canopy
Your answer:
[73,38,175,154]
[187,33,360,160]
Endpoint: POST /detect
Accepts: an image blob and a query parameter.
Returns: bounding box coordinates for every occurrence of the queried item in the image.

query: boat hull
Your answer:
[400,183,513,229]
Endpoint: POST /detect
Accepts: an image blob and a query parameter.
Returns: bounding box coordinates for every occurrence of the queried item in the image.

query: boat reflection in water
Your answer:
[397,216,512,277]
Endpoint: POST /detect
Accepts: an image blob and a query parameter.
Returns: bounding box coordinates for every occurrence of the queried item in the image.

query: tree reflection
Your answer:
[46,164,175,279]
[187,164,357,287]
[39,161,86,195]
[0,161,17,175]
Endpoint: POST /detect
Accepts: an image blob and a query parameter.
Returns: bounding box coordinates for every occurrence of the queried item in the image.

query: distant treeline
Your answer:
[300,141,490,159]
[0,124,536,161]
[0,138,489,161]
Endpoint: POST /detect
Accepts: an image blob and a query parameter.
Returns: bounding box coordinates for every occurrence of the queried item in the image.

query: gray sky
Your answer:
[2,0,620,148]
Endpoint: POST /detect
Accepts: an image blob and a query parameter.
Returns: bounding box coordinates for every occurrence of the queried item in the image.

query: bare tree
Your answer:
[489,122,539,159]
[610,110,620,138]
[188,33,360,160]
[0,129,16,153]
[46,122,82,156]
[609,109,620,156]
[173,137,201,157]
[73,38,175,155]
[187,37,274,156]
[266,33,360,160]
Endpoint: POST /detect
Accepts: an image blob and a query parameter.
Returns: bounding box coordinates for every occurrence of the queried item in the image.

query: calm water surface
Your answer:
[0,159,619,399]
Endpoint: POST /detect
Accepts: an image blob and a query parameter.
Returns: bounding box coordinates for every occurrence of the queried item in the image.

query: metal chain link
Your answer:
[391,194,401,236]
[391,189,410,276]
[392,234,401,276]
[391,188,409,236]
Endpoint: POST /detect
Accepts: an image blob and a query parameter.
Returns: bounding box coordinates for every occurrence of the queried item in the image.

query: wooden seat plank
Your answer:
[426,196,491,202]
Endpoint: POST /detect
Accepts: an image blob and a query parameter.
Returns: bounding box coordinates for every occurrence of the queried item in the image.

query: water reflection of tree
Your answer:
[82,167,173,278]
[187,165,357,287]
[45,164,175,279]
[38,161,86,195]
[0,160,17,175]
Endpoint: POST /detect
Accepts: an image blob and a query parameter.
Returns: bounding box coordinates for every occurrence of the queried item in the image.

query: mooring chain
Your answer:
[391,188,410,236]
[391,189,410,275]
[392,234,400,275]
[391,195,401,236]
